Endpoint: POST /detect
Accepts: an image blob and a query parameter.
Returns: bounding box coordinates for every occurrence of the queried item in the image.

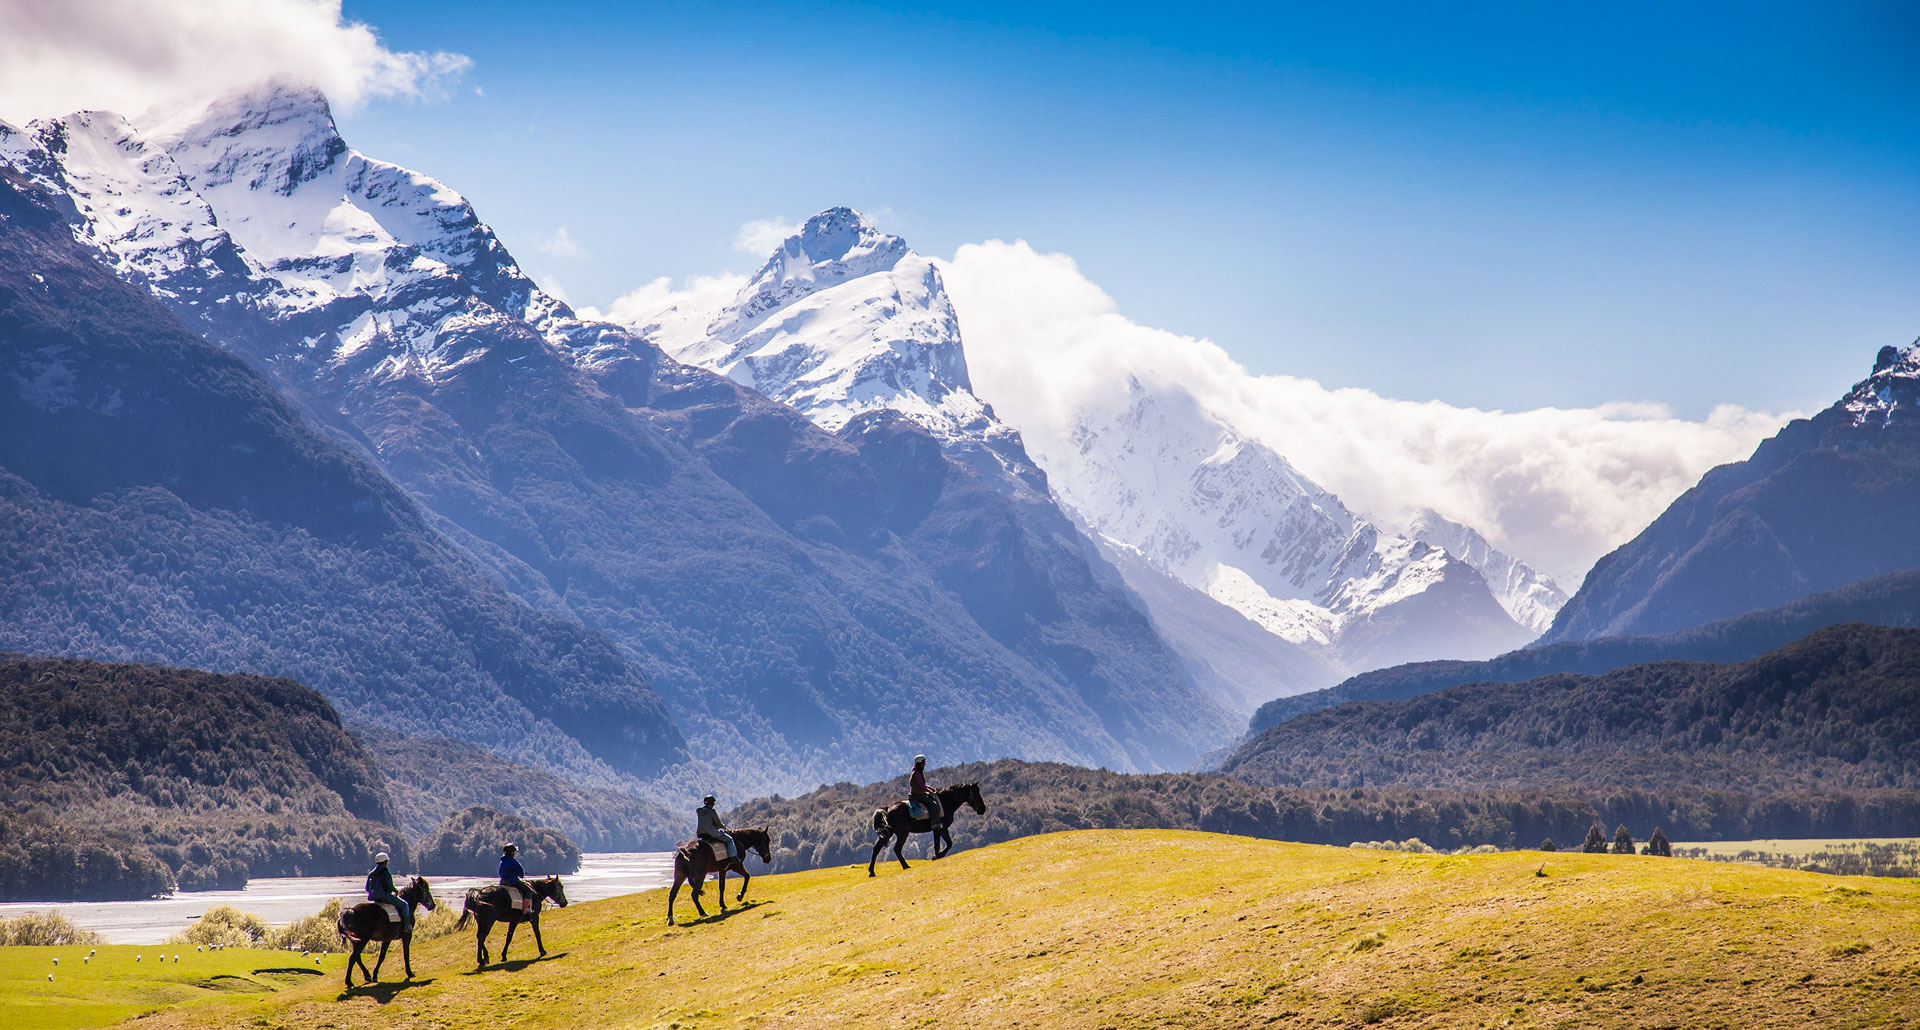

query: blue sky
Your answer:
[331,2,1919,417]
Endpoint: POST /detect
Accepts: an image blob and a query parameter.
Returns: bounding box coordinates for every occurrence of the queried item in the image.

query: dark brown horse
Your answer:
[869,781,986,876]
[453,874,568,968]
[667,826,771,925]
[336,876,436,987]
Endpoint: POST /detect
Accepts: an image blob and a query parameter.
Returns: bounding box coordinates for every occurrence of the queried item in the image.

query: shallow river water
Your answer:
[0,852,675,944]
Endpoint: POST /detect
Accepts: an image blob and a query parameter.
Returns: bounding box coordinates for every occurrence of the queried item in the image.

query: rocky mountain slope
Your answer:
[1543,341,1920,642]
[0,165,684,785]
[2,85,1232,790]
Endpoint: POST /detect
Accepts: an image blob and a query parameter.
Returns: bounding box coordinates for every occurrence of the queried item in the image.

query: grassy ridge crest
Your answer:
[62,828,1920,1030]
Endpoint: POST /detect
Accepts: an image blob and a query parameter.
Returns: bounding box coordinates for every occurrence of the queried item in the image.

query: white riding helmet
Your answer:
[914,754,927,765]
[374,852,389,864]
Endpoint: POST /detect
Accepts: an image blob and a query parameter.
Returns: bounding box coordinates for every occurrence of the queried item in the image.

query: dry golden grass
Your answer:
[23,830,1920,1029]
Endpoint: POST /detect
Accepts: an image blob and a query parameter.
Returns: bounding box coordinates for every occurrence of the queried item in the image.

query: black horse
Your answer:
[667,826,771,925]
[336,876,436,987]
[869,781,986,876]
[454,874,568,968]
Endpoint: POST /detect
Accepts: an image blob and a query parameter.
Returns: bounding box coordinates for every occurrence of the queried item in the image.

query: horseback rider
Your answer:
[365,851,412,933]
[499,842,533,905]
[696,794,736,860]
[908,755,943,822]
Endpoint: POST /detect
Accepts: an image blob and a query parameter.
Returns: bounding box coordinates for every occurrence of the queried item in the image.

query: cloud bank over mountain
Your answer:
[0,0,470,121]
[938,240,1791,586]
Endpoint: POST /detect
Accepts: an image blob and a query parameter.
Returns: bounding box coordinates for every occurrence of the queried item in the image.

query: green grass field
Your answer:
[0,941,340,1029]
[6,830,1920,1029]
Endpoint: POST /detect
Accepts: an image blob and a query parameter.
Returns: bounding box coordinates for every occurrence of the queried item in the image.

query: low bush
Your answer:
[0,911,104,945]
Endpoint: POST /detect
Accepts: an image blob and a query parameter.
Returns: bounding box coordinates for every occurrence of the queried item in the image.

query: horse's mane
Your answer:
[730,826,770,846]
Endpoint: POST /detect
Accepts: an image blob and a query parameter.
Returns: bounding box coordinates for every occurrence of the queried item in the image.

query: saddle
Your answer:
[502,886,535,913]
[908,796,943,821]
[376,902,403,923]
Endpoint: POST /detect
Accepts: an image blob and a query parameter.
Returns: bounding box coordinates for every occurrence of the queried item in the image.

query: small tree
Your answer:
[1645,828,1672,858]
[1611,824,1636,855]
[1582,823,1608,853]
[1538,837,1558,852]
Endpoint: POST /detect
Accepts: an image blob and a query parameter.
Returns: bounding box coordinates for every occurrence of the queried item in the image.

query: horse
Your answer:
[667,826,771,926]
[453,874,568,968]
[869,781,986,876]
[336,876,436,987]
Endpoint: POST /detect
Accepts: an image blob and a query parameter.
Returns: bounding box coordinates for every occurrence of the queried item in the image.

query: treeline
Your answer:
[0,814,173,901]
[729,759,1920,871]
[357,724,678,850]
[1226,624,1920,794]
[1251,569,1920,731]
[0,655,410,899]
[418,807,581,876]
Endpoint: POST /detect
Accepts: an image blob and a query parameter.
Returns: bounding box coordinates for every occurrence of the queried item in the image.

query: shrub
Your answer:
[0,911,104,945]
[165,904,271,948]
[1538,838,1558,852]
[1582,823,1608,853]
[266,898,343,953]
[1611,824,1636,855]
[1645,828,1673,857]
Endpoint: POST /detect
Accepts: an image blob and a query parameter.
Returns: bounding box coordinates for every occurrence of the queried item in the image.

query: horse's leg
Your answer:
[476,916,490,968]
[690,868,708,918]
[896,831,910,869]
[935,824,952,858]
[717,866,728,912]
[345,939,364,987]
[402,934,414,979]
[668,866,682,926]
[532,914,546,957]
[737,864,750,903]
[869,830,889,877]
[501,919,516,962]
[372,939,389,980]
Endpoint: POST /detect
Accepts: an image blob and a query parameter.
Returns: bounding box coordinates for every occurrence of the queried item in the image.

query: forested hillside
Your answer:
[1226,624,1920,793]
[0,655,409,898]
[357,725,678,850]
[1250,566,1920,731]
[729,758,1920,872]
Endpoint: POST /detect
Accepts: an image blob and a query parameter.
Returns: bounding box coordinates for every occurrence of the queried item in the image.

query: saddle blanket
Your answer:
[377,902,402,923]
[707,841,732,863]
[503,886,534,913]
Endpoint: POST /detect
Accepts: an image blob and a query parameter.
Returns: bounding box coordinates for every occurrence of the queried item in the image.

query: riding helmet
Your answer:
[374,852,389,864]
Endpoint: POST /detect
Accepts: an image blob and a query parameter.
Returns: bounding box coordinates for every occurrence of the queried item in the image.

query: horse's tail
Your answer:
[871,807,887,834]
[455,891,475,931]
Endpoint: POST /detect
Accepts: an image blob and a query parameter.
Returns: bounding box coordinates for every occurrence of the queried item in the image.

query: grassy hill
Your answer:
[22,830,1920,1029]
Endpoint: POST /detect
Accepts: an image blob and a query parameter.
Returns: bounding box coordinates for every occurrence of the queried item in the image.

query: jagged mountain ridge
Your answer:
[1544,341,1920,643]
[0,164,684,785]
[2,84,1233,790]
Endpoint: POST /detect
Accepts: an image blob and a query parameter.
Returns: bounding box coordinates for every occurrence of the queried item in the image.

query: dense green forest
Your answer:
[728,759,1920,871]
[417,806,581,876]
[357,724,678,849]
[1252,568,1920,731]
[0,655,410,899]
[1226,624,1920,794]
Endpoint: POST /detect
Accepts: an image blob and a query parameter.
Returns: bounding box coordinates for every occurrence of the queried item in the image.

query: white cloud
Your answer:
[940,240,1794,586]
[577,273,747,327]
[733,217,801,257]
[535,226,586,259]
[0,0,471,122]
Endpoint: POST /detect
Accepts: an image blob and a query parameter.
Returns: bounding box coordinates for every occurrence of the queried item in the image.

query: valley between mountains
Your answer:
[3,79,1920,921]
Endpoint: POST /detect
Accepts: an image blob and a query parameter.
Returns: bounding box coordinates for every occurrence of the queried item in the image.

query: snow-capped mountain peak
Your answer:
[717,206,911,334]
[1842,339,1920,430]
[1405,508,1567,633]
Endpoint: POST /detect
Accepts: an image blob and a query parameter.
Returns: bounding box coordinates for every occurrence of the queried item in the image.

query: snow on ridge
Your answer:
[1406,507,1567,634]
[1841,339,1920,430]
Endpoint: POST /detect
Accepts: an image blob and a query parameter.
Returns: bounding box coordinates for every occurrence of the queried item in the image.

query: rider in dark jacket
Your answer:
[499,843,532,905]
[365,851,411,931]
